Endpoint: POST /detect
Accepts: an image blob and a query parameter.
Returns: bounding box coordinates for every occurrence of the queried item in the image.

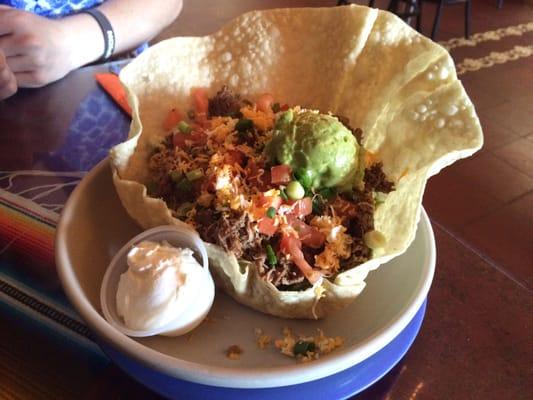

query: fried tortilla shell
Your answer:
[110,5,482,318]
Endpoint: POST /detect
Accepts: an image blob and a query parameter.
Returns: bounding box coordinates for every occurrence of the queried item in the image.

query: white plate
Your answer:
[56,158,435,389]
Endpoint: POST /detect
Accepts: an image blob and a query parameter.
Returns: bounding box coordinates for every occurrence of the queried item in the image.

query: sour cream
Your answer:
[116,240,209,332]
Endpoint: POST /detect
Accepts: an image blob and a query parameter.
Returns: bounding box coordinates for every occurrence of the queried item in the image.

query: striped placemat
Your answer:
[0,189,104,359]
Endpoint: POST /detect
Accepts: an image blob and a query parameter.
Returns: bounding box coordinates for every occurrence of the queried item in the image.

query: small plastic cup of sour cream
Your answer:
[100,225,214,337]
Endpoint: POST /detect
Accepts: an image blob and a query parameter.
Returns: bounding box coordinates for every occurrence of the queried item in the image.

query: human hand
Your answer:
[0,49,17,100]
[0,5,78,88]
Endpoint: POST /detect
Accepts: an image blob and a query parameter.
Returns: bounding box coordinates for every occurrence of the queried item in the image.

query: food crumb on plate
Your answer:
[274,327,344,362]
[254,328,272,349]
[225,345,243,360]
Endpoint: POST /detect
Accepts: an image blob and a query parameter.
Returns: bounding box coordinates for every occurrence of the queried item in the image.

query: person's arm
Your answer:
[0,0,183,89]
[0,50,17,99]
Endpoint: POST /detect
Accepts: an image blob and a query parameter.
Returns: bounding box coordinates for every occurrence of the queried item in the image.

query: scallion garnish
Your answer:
[266,207,276,219]
[235,118,254,132]
[266,244,277,266]
[186,168,204,181]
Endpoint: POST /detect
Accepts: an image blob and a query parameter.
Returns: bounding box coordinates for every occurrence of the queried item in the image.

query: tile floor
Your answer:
[155,0,533,290]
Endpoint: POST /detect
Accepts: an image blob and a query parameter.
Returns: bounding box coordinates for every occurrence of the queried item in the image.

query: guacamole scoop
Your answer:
[265,109,360,189]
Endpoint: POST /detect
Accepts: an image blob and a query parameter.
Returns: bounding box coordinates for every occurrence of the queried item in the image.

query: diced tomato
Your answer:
[173,132,188,148]
[224,150,245,166]
[297,224,325,248]
[257,217,278,236]
[259,170,271,191]
[251,193,282,220]
[280,103,289,111]
[256,193,282,209]
[279,235,322,284]
[190,131,207,146]
[290,197,313,217]
[191,88,209,114]
[163,108,183,131]
[257,93,274,113]
[193,114,209,129]
[271,164,292,184]
[286,215,325,248]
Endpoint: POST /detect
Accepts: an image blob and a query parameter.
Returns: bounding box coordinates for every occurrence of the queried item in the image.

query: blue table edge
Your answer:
[99,299,428,400]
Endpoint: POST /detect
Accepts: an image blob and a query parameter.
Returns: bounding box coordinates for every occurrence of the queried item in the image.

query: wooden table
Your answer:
[1,2,531,399]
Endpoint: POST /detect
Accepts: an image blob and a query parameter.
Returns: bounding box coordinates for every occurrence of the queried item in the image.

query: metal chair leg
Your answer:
[388,0,400,13]
[431,0,444,40]
[416,0,423,33]
[465,0,471,38]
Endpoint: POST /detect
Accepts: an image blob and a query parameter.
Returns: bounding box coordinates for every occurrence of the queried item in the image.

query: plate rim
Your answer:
[56,157,436,389]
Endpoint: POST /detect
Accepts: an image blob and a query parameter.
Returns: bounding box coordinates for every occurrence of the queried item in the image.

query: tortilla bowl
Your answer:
[110,5,482,319]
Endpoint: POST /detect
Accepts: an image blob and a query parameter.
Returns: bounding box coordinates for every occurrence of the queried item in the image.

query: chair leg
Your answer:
[497,0,504,8]
[416,0,423,33]
[465,0,472,39]
[388,0,400,13]
[431,0,444,41]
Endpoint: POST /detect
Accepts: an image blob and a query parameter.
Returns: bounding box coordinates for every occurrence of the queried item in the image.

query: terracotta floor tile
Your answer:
[493,138,533,178]
[460,204,533,287]
[477,112,520,150]
[460,79,508,111]
[449,151,533,203]
[424,169,501,229]
[357,226,533,400]
[512,93,533,116]
[478,101,533,136]
[458,58,533,95]
[507,192,533,224]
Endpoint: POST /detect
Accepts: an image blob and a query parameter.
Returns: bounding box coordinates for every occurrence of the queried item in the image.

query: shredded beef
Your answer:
[347,197,374,238]
[195,210,262,260]
[334,114,363,143]
[208,86,241,117]
[148,146,178,184]
[262,255,305,287]
[340,238,372,269]
[147,147,197,205]
[365,162,395,193]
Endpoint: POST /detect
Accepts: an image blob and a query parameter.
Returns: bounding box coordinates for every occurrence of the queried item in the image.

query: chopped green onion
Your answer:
[176,178,192,192]
[169,170,183,183]
[187,110,196,120]
[271,102,281,113]
[286,180,305,200]
[235,118,254,132]
[176,202,194,216]
[266,207,276,219]
[266,244,277,266]
[177,121,192,134]
[293,340,316,356]
[280,188,289,201]
[294,168,313,190]
[186,168,204,181]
